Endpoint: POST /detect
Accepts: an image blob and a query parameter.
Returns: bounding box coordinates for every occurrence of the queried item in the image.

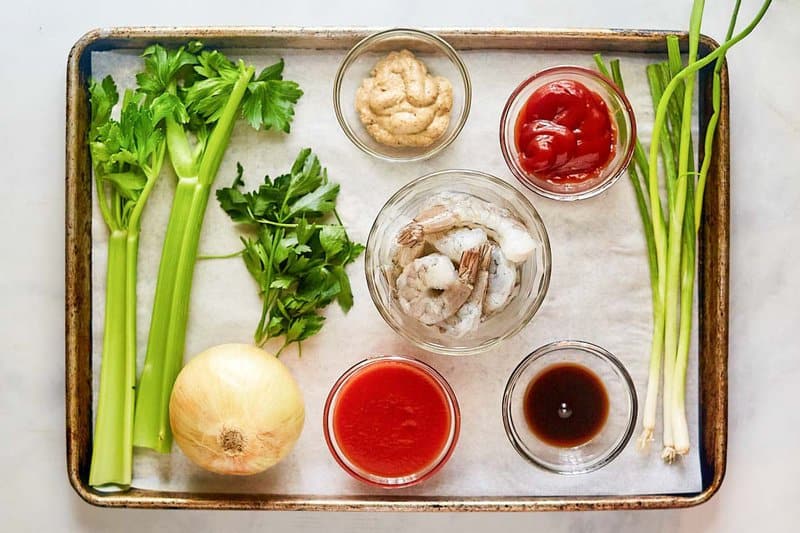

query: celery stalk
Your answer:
[88,83,165,487]
[90,231,132,487]
[132,180,195,451]
[133,66,255,452]
[133,43,302,452]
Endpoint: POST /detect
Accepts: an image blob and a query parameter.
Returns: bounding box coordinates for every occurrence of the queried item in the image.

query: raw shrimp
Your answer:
[484,244,518,314]
[396,247,483,325]
[438,244,491,337]
[390,226,484,292]
[385,235,425,293]
[396,193,536,263]
[426,227,487,262]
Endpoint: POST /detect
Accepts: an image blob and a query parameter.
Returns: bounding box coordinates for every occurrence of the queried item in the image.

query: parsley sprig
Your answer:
[217,149,364,354]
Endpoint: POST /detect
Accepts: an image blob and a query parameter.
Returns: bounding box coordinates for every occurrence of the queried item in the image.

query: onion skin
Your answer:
[169,344,305,475]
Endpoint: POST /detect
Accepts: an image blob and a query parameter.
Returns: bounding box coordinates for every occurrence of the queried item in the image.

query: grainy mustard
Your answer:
[356,50,453,148]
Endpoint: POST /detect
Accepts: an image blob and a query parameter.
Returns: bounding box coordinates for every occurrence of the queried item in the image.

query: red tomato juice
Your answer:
[331,360,453,479]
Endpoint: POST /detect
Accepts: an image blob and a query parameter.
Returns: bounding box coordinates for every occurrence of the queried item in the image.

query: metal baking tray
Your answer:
[66,27,729,511]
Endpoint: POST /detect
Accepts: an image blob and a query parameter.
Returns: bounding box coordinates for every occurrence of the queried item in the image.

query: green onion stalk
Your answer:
[659,0,704,462]
[596,0,772,461]
[672,0,745,458]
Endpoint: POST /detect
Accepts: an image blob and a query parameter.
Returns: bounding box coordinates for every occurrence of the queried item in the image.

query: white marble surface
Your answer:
[1,0,798,531]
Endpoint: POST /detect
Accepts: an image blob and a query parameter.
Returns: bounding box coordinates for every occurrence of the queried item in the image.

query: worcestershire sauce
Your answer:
[523,363,609,447]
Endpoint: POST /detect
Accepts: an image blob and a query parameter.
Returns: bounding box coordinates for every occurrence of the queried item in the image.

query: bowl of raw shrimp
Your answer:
[366,169,552,355]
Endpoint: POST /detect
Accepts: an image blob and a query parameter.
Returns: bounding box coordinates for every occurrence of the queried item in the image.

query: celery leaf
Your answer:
[242,60,303,132]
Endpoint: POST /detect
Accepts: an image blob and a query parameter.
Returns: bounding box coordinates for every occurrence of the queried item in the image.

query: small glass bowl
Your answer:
[323,355,460,488]
[366,169,551,356]
[502,340,637,474]
[500,66,636,201]
[333,28,471,162]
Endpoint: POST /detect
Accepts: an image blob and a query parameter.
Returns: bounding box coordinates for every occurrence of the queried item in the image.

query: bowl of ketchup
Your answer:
[500,66,636,201]
[323,355,460,488]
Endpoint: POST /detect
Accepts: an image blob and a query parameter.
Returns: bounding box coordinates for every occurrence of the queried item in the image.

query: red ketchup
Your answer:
[331,360,454,479]
[514,79,616,182]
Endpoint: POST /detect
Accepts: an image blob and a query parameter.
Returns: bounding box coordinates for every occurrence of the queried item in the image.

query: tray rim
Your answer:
[65,26,729,511]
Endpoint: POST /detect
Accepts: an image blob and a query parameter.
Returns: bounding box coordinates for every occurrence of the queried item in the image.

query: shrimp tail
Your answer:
[436,244,492,337]
[397,204,456,246]
[458,244,491,285]
[397,223,424,246]
[479,243,492,271]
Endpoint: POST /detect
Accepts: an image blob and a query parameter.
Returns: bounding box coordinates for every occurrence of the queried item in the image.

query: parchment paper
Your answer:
[90,46,701,497]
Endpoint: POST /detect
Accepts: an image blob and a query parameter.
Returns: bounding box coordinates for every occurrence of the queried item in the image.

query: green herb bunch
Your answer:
[217,148,364,354]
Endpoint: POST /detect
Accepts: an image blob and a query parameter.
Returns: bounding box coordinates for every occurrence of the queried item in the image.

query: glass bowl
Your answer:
[365,169,551,355]
[499,66,636,201]
[323,355,460,488]
[333,28,471,162]
[502,340,637,474]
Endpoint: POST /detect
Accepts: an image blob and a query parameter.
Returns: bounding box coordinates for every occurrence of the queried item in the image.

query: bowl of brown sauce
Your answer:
[502,340,637,474]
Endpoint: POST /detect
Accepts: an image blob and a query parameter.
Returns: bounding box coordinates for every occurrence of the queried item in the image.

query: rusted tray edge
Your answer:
[65,27,729,511]
[69,26,700,51]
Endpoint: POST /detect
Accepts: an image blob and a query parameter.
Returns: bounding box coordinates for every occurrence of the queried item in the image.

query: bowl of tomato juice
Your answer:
[323,355,460,488]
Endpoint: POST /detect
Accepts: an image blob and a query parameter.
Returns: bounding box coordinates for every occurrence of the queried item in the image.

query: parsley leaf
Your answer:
[319,225,347,260]
[215,163,253,222]
[217,149,363,354]
[288,181,339,219]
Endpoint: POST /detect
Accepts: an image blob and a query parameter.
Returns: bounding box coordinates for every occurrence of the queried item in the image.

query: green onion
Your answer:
[672,0,744,458]
[659,0,704,462]
[596,0,771,461]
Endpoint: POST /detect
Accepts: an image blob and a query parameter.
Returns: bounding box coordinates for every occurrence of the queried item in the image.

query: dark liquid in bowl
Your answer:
[523,363,609,447]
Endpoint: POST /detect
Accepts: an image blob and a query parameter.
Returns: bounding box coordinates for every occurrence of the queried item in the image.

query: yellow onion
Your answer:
[169,344,305,475]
